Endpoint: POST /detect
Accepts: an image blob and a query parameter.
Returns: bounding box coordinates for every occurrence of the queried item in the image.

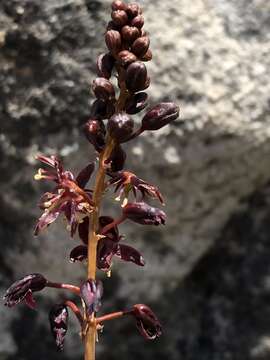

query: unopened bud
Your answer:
[141,49,152,62]
[111,0,127,11]
[108,145,126,172]
[107,112,134,142]
[141,102,179,131]
[96,53,115,79]
[118,50,137,66]
[105,30,122,54]
[126,61,148,92]
[126,92,148,114]
[90,99,107,119]
[131,304,162,340]
[83,119,106,152]
[131,36,150,57]
[121,25,140,44]
[92,77,115,101]
[123,202,166,225]
[126,3,142,18]
[131,15,144,29]
[111,10,128,27]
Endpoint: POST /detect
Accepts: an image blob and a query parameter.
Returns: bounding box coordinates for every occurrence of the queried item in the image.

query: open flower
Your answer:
[49,304,69,351]
[107,171,164,205]
[3,273,48,309]
[71,216,145,271]
[80,279,103,315]
[34,155,94,236]
[131,304,162,340]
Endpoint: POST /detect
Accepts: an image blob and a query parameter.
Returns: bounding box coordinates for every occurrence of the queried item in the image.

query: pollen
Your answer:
[34,169,43,180]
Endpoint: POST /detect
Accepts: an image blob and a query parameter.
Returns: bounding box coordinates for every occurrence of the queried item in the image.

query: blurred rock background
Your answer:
[0,0,270,359]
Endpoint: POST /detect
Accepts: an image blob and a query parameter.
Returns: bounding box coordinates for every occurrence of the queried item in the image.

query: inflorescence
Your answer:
[3,0,179,356]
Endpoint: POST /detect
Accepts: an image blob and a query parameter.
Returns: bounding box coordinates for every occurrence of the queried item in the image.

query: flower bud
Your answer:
[105,30,122,54]
[107,112,134,142]
[78,216,89,244]
[90,99,108,119]
[111,10,128,27]
[92,77,115,101]
[131,36,150,57]
[131,304,162,340]
[96,53,115,79]
[141,49,152,62]
[118,50,137,66]
[83,119,106,152]
[126,3,142,18]
[111,0,127,11]
[108,145,126,172]
[123,202,166,225]
[141,102,179,131]
[70,245,88,262]
[126,92,148,115]
[80,279,103,315]
[130,15,144,29]
[4,273,47,308]
[107,20,119,31]
[49,304,69,351]
[125,61,148,92]
[121,25,140,44]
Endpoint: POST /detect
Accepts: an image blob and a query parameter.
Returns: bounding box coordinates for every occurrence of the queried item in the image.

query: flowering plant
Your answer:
[3,1,179,359]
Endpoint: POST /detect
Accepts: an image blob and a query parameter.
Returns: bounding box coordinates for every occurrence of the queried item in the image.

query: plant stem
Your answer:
[64,300,84,326]
[84,138,115,360]
[100,215,126,235]
[96,310,130,324]
[84,65,128,360]
[47,281,80,295]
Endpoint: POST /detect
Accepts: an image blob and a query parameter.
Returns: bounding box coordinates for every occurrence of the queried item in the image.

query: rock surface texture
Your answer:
[0,0,270,359]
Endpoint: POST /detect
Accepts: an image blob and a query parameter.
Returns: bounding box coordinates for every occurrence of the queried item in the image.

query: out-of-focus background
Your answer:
[1,0,270,359]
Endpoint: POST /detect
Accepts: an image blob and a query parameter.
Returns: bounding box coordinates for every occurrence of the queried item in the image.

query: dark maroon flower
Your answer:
[116,244,145,266]
[106,145,126,172]
[131,36,150,57]
[141,49,152,62]
[108,171,164,205]
[141,102,179,131]
[83,119,106,152]
[49,304,69,351]
[34,155,94,236]
[117,50,137,67]
[99,216,121,241]
[131,15,144,29]
[80,279,103,315]
[76,162,95,189]
[70,245,88,263]
[123,202,166,225]
[96,53,115,79]
[126,3,142,18]
[125,61,148,92]
[97,238,119,272]
[111,10,128,27]
[126,92,148,115]
[121,25,140,44]
[107,112,134,143]
[78,216,89,244]
[92,77,115,101]
[105,30,122,54]
[131,304,162,340]
[111,0,127,11]
[3,273,47,309]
